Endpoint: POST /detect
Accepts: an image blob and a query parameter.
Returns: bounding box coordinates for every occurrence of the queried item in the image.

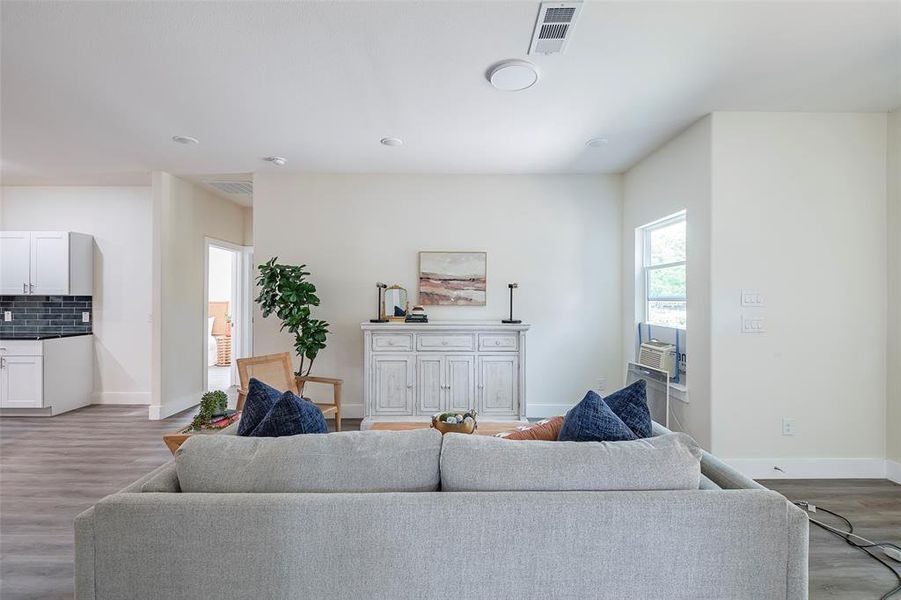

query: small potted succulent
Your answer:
[431,409,478,434]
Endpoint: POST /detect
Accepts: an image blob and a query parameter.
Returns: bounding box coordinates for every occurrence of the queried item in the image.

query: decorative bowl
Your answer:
[431,412,477,435]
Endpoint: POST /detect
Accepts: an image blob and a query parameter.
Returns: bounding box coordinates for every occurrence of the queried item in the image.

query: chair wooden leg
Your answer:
[334,381,342,432]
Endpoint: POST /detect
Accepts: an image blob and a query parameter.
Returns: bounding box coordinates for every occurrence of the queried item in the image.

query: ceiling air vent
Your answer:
[204,180,253,195]
[528,2,583,55]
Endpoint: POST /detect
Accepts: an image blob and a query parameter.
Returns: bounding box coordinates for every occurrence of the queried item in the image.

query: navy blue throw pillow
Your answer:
[602,380,652,438]
[248,391,328,437]
[558,390,637,442]
[237,378,282,436]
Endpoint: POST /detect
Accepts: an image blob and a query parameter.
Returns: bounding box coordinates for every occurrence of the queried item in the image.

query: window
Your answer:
[642,213,686,329]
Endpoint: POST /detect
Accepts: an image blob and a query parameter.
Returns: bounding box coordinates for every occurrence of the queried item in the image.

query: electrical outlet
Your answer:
[597,376,607,393]
[782,418,797,436]
[741,315,765,333]
[82,312,90,323]
[3,311,11,322]
[741,289,765,307]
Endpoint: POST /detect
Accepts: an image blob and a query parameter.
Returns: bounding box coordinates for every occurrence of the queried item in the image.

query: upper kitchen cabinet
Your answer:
[0,232,93,296]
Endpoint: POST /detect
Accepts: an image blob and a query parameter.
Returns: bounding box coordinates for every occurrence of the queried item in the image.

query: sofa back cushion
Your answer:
[176,429,443,493]
[440,432,701,492]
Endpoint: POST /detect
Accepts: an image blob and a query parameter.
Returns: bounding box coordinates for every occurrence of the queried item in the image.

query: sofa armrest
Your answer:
[74,506,96,600]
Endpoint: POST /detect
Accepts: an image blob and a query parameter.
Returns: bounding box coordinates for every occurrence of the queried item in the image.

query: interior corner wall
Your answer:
[886,108,901,471]
[251,173,623,419]
[622,116,713,449]
[0,185,153,405]
[710,112,888,473]
[150,172,247,420]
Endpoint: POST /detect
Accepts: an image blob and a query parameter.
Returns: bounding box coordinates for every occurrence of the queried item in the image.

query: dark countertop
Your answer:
[0,332,93,341]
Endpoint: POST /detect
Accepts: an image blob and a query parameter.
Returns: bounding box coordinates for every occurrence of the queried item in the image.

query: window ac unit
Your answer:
[638,341,676,378]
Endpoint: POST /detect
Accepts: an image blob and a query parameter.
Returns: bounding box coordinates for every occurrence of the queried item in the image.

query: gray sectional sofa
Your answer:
[74,423,808,599]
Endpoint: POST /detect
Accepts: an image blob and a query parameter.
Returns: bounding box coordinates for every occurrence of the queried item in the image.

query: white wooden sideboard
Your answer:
[361,321,530,427]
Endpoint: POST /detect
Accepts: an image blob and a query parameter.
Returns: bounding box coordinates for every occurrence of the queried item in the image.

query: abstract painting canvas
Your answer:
[419,251,487,306]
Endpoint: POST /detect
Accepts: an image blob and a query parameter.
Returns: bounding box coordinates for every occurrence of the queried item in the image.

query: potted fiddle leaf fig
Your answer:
[255,257,330,384]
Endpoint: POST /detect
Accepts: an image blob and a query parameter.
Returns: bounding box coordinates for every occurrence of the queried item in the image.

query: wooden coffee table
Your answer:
[367,421,522,437]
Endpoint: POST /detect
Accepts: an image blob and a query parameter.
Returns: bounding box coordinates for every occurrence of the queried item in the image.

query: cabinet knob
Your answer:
[495,340,501,346]
[478,384,484,389]
[407,383,414,388]
[441,340,448,346]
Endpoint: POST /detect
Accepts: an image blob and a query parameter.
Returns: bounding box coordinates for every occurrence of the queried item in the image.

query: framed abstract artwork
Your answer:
[418,251,487,306]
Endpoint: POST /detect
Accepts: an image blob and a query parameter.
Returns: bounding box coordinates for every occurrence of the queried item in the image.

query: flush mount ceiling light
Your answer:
[487,60,539,91]
[263,156,287,166]
[585,137,609,148]
[171,135,199,145]
[380,137,404,147]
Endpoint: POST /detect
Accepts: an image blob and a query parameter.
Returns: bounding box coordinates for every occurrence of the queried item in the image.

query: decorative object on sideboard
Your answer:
[502,283,522,324]
[255,258,330,383]
[371,282,388,323]
[384,284,409,322]
[405,305,429,323]
[431,409,478,435]
[419,251,487,306]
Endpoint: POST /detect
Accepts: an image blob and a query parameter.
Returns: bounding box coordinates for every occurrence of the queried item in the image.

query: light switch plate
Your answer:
[782,418,798,436]
[741,289,765,307]
[741,315,765,333]
[3,311,11,322]
[82,312,91,323]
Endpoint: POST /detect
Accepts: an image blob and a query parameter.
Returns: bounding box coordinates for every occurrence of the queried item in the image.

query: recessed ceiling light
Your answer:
[263,156,287,166]
[585,137,609,148]
[487,60,539,91]
[380,137,403,147]
[171,135,199,145]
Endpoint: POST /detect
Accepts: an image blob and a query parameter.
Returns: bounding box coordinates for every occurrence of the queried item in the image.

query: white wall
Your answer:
[887,108,901,476]
[150,173,249,419]
[710,113,888,475]
[0,186,153,404]
[252,173,623,418]
[623,116,712,449]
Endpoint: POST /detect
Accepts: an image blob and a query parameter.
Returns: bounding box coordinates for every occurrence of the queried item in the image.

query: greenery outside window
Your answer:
[642,212,686,329]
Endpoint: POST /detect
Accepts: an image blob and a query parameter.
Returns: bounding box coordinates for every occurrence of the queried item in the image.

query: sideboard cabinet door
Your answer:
[446,355,475,413]
[478,355,518,416]
[372,355,414,416]
[416,355,443,415]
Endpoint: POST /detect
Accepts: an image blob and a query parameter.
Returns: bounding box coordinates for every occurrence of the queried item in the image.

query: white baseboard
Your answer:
[92,391,151,405]
[526,403,571,418]
[887,460,901,484]
[725,457,888,480]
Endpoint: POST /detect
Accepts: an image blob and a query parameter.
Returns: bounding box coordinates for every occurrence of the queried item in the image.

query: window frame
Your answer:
[641,212,686,329]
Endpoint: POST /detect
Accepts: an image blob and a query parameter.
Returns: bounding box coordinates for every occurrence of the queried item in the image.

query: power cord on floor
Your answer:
[794,501,901,600]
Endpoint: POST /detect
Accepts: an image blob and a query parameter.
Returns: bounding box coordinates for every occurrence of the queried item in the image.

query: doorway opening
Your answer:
[204,238,252,400]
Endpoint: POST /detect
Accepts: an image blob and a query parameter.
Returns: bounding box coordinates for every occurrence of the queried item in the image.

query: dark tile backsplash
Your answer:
[0,296,93,337]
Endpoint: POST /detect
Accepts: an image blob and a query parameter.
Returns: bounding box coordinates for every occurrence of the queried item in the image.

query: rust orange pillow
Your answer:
[495,416,564,441]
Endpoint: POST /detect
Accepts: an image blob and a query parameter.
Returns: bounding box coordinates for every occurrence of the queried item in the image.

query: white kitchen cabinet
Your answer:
[0,231,93,296]
[362,322,528,426]
[0,354,44,408]
[0,232,31,295]
[0,335,93,415]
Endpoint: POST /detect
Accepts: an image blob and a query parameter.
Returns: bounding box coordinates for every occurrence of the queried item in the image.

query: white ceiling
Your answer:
[2,1,899,187]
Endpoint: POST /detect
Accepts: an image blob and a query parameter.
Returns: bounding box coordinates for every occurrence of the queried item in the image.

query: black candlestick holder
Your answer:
[370,282,388,323]
[502,283,521,324]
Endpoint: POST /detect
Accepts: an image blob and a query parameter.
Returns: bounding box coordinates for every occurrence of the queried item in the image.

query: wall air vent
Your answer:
[528,2,583,55]
[204,180,253,195]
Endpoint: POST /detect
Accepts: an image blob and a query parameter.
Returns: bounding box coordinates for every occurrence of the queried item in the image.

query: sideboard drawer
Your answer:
[478,333,518,352]
[371,333,413,352]
[416,334,474,352]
